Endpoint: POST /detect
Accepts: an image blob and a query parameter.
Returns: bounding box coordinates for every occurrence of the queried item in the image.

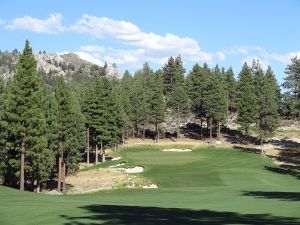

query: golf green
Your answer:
[0,145,299,225]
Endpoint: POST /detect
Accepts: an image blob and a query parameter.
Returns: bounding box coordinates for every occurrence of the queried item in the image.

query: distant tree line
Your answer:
[0,40,299,192]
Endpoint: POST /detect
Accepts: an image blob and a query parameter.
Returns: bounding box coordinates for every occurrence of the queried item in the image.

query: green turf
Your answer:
[1,145,300,225]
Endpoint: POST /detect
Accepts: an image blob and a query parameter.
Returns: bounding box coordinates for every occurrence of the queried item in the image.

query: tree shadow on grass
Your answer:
[61,204,300,225]
[243,191,300,201]
[265,166,300,180]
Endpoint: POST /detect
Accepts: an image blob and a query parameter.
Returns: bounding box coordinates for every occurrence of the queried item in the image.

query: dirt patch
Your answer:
[66,167,154,194]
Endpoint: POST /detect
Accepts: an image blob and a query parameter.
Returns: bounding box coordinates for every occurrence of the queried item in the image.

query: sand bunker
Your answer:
[111,157,122,161]
[121,166,144,173]
[162,148,192,152]
[142,184,158,189]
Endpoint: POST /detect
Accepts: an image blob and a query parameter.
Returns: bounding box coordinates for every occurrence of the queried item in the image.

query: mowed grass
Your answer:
[1,144,300,225]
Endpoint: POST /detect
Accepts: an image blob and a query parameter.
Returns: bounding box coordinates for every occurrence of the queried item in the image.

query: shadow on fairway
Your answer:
[243,191,300,201]
[265,166,300,180]
[61,205,300,225]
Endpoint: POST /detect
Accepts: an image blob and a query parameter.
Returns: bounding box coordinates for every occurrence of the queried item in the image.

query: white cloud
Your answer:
[216,51,226,61]
[269,52,300,64]
[71,15,213,65]
[6,13,64,34]
[228,45,300,66]
[0,19,5,25]
[242,56,270,70]
[74,52,103,66]
[80,45,105,53]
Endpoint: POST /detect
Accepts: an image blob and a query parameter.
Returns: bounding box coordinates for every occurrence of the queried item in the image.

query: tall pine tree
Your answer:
[237,63,257,134]
[0,40,50,191]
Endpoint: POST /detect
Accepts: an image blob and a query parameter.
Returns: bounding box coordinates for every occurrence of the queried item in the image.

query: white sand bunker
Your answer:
[162,148,192,152]
[111,157,122,161]
[119,166,144,174]
[143,184,158,189]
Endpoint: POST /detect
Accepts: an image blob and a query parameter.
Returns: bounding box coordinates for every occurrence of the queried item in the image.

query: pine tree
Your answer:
[168,56,189,138]
[88,76,121,163]
[148,69,166,142]
[54,76,85,193]
[162,57,177,97]
[0,75,6,179]
[237,63,257,134]
[81,80,96,164]
[131,70,149,138]
[0,40,50,191]
[282,57,300,118]
[113,72,134,144]
[186,63,210,138]
[256,67,279,154]
[225,67,237,114]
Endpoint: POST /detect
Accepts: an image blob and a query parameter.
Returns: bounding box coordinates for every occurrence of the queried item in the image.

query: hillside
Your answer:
[0,50,121,81]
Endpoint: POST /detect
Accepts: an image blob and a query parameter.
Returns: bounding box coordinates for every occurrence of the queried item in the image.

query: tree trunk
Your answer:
[155,121,160,143]
[217,121,221,140]
[176,104,180,139]
[261,139,264,155]
[122,128,125,145]
[37,181,40,193]
[200,119,203,140]
[132,128,135,139]
[33,178,40,193]
[142,124,146,140]
[101,140,105,162]
[86,127,90,164]
[95,144,99,164]
[20,141,25,191]
[57,142,63,192]
[62,162,66,194]
[209,117,213,144]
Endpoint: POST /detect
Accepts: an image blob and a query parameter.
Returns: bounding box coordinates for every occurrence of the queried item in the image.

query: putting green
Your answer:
[0,145,300,225]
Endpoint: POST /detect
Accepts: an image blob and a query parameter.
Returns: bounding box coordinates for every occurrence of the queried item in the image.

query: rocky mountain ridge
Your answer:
[0,50,121,81]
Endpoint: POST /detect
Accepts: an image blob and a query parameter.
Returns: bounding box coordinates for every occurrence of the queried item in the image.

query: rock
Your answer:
[215,141,222,145]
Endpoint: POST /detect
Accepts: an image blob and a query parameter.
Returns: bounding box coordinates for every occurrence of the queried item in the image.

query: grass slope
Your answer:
[0,144,300,225]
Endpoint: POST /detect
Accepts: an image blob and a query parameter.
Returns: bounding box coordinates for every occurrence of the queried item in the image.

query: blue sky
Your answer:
[0,0,300,84]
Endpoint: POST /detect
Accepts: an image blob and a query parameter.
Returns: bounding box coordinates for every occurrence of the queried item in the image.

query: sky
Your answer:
[0,0,300,84]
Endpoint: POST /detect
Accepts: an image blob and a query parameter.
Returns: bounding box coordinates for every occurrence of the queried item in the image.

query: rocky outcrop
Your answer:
[0,51,120,80]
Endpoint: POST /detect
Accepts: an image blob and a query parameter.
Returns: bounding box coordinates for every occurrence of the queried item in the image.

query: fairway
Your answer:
[1,145,300,225]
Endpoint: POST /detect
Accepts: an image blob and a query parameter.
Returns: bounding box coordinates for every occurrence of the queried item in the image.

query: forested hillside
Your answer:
[0,40,299,193]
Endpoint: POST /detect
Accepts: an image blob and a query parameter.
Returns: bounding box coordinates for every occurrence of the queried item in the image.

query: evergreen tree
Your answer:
[81,80,96,164]
[131,70,149,138]
[148,69,166,142]
[282,57,300,118]
[186,63,210,138]
[54,76,85,193]
[265,66,281,112]
[203,65,227,141]
[162,57,177,97]
[114,71,134,144]
[89,76,121,162]
[256,67,279,154]
[0,76,6,179]
[168,56,189,138]
[0,40,50,191]
[225,67,237,114]
[237,63,257,134]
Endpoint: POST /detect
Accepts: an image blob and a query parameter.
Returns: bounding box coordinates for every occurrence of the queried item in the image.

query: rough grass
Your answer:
[0,144,300,225]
